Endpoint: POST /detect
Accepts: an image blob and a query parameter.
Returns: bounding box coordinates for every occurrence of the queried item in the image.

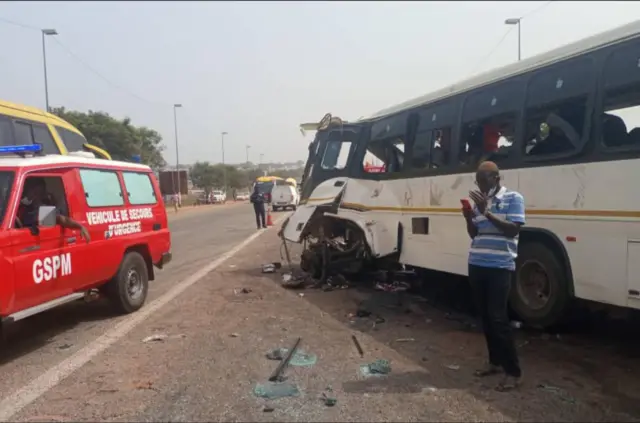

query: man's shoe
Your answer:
[495,375,521,392]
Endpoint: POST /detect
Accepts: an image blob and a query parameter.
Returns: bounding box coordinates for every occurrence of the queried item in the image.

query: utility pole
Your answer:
[221,131,228,194]
[173,104,183,196]
[41,28,58,112]
[505,18,522,61]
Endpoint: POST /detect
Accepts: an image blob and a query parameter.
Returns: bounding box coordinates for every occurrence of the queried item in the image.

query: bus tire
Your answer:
[292,205,297,211]
[107,251,149,314]
[510,242,570,328]
[273,206,279,212]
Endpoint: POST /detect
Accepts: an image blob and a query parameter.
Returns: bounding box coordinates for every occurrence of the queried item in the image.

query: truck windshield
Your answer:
[0,171,15,226]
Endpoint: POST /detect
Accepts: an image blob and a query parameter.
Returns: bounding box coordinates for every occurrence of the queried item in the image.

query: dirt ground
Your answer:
[13,228,640,422]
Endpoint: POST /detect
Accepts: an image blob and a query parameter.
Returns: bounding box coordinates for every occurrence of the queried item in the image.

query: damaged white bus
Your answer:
[282,20,640,328]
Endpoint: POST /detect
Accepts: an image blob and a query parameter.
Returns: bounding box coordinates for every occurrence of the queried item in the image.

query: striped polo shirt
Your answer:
[468,186,525,271]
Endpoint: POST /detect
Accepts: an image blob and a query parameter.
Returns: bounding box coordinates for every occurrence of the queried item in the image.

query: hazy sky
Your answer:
[1,1,639,166]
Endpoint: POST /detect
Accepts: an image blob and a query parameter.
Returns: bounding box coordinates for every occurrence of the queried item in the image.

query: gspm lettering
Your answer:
[33,253,72,284]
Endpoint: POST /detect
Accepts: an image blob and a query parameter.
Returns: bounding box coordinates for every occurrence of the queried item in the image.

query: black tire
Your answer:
[106,251,149,314]
[273,206,279,212]
[510,242,570,328]
[292,205,297,211]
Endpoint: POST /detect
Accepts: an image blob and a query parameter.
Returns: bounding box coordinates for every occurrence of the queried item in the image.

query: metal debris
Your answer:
[269,337,302,382]
[142,334,168,343]
[351,335,364,357]
[395,338,415,343]
[445,364,460,371]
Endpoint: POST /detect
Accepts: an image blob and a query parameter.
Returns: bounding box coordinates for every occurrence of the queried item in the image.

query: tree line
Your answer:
[52,108,304,192]
[53,107,166,170]
[189,161,303,193]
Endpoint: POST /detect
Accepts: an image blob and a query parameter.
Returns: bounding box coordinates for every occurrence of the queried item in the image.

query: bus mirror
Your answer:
[38,205,57,228]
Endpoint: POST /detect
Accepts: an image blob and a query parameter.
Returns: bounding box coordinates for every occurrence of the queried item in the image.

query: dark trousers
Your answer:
[468,264,521,377]
[253,204,266,228]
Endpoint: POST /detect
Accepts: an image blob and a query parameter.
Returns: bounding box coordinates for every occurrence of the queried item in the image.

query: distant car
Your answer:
[211,190,226,203]
[236,191,250,201]
[271,184,299,211]
[195,193,210,205]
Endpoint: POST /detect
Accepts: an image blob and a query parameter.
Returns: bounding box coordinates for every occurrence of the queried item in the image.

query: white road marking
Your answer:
[0,215,289,421]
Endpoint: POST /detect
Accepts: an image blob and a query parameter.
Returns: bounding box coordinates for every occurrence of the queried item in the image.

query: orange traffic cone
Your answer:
[267,207,274,227]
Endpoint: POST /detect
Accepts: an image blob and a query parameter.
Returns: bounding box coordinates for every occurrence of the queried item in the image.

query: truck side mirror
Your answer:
[38,205,57,228]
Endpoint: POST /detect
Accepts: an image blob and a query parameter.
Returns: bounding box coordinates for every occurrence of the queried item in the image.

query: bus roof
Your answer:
[365,19,640,121]
[256,176,284,183]
[0,99,83,135]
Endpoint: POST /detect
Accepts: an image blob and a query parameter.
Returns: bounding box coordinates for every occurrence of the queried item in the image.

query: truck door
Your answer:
[9,173,75,312]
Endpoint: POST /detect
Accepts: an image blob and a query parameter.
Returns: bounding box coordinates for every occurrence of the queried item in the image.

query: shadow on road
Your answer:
[0,299,120,366]
[254,245,640,422]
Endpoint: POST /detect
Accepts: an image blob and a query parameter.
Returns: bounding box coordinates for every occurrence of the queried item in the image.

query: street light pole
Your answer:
[221,131,228,195]
[173,104,183,197]
[41,28,58,112]
[504,18,521,61]
[245,144,251,164]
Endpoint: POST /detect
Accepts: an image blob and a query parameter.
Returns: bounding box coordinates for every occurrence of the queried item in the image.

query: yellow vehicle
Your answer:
[0,99,111,159]
[285,177,297,188]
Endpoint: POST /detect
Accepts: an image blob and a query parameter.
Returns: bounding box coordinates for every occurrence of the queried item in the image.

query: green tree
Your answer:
[51,107,166,170]
[190,161,222,193]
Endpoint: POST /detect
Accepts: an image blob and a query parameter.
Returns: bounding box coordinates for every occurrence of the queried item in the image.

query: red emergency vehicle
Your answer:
[0,144,171,326]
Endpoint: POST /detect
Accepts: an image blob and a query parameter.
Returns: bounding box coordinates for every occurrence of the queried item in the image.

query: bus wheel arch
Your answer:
[511,228,575,328]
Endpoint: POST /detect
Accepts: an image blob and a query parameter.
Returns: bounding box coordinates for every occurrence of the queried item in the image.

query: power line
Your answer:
[520,0,554,20]
[0,16,39,31]
[471,26,516,74]
[470,0,554,75]
[50,36,169,108]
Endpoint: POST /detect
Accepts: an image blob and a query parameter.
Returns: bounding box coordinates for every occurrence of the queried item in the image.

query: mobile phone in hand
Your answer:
[460,199,472,210]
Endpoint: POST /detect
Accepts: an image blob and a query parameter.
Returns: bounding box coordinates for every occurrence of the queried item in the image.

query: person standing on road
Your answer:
[250,186,267,229]
[462,160,524,392]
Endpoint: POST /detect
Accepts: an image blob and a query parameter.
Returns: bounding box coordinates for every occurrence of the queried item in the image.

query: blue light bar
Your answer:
[0,144,42,154]
[131,154,141,163]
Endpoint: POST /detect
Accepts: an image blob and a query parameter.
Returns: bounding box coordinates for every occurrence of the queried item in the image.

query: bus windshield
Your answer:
[254,181,274,194]
[0,171,15,226]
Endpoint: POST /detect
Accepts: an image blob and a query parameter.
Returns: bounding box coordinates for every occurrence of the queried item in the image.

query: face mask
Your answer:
[21,197,32,206]
[487,185,499,197]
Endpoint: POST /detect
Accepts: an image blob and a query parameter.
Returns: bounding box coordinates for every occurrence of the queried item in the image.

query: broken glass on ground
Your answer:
[360,359,392,377]
[262,264,276,273]
[266,348,318,367]
[253,382,300,399]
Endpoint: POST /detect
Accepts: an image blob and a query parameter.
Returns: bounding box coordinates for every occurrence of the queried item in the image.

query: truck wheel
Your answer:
[107,252,149,314]
[510,242,570,328]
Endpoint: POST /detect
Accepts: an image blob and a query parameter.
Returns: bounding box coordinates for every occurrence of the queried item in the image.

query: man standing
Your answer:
[250,186,267,229]
[463,161,524,392]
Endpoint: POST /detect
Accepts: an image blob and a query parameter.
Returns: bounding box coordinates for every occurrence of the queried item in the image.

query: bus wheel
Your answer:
[511,242,570,329]
[107,252,149,314]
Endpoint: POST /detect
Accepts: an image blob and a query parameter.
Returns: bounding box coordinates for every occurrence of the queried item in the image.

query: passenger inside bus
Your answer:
[430,129,451,169]
[526,102,584,155]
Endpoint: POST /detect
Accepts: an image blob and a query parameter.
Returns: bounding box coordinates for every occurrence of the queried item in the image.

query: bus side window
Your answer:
[601,41,640,148]
[430,127,452,169]
[525,99,586,156]
[459,115,515,165]
[524,58,594,157]
[320,140,352,170]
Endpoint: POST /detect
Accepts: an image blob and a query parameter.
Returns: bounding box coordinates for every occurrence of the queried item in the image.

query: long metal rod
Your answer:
[221,132,226,195]
[268,337,301,382]
[174,106,180,195]
[517,21,522,61]
[42,31,50,112]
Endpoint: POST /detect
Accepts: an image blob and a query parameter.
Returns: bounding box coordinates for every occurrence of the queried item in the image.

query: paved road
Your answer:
[0,203,270,420]
[2,206,639,422]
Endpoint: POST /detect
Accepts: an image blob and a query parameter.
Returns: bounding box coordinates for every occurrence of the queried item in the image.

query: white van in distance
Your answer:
[271,184,299,211]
